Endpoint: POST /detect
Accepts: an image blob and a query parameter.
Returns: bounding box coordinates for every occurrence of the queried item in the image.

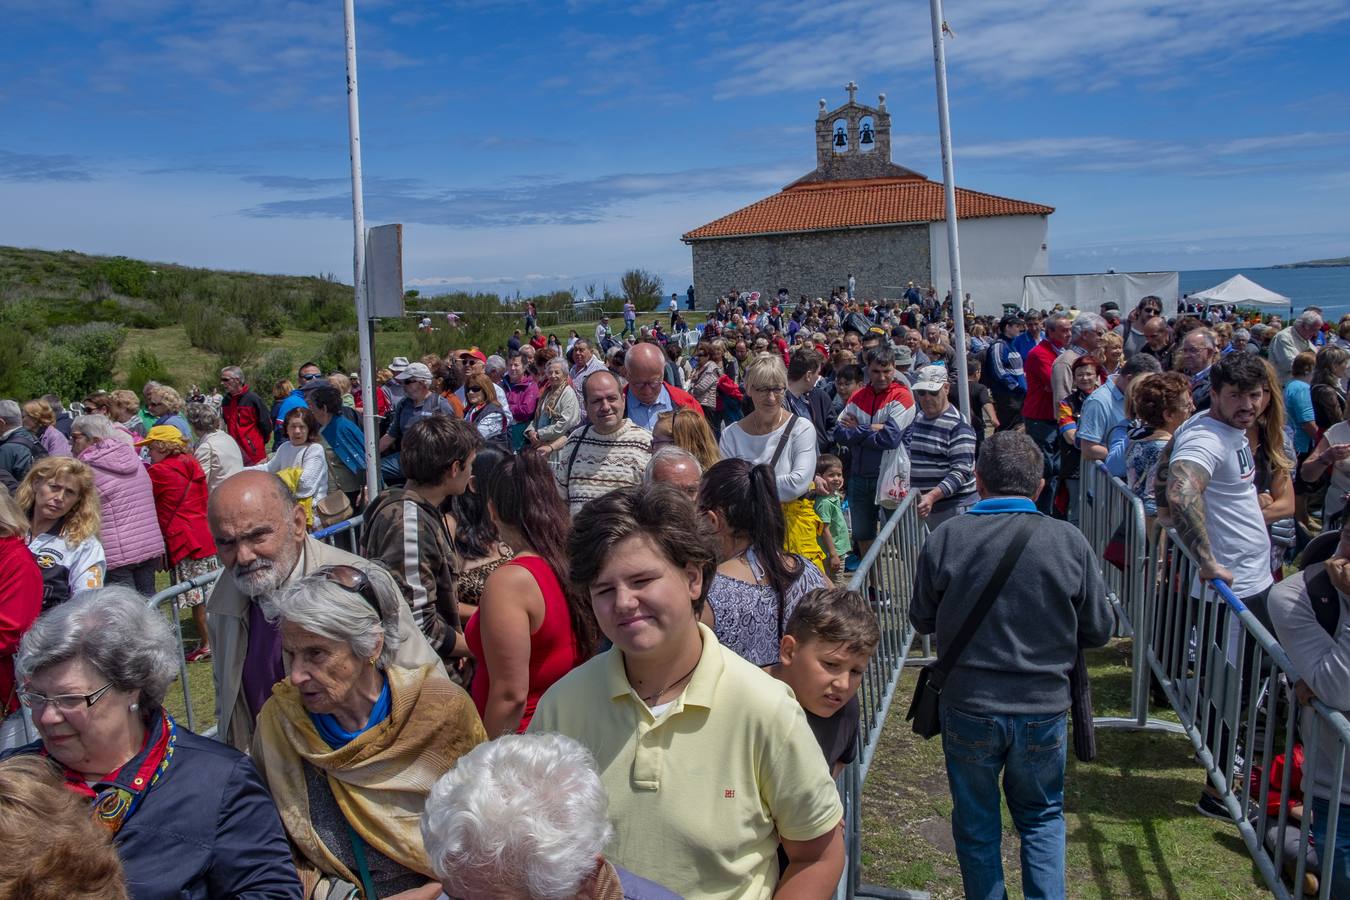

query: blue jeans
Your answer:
[1311,797,1350,897]
[942,706,1068,900]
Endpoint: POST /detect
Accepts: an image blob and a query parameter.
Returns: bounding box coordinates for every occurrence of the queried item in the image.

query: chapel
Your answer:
[682,82,1054,316]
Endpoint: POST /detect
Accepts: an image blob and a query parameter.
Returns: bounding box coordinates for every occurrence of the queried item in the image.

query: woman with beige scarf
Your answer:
[525,358,581,461]
[251,564,487,900]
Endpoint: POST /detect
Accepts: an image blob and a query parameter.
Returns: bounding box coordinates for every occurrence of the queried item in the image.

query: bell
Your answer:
[833,127,847,148]
[860,123,874,145]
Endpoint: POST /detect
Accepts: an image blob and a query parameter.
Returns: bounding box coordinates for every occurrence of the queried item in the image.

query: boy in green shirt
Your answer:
[814,454,851,578]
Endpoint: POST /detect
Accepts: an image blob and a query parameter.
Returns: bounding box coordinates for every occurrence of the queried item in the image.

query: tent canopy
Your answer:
[1189,273,1289,308]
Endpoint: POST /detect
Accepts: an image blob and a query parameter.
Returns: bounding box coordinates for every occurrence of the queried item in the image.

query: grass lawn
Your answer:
[858,640,1270,898]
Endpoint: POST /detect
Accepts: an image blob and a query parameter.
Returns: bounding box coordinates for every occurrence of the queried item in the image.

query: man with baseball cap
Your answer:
[909,364,978,528]
[376,361,453,483]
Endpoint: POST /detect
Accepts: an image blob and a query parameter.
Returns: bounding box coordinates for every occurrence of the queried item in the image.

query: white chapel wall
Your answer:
[928,215,1049,317]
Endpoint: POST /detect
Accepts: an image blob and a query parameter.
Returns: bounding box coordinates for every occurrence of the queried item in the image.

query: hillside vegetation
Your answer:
[0,245,669,399]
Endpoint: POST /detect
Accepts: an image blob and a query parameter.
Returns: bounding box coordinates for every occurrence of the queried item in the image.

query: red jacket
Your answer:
[1021,338,1064,422]
[148,453,217,565]
[0,536,42,715]
[221,387,272,465]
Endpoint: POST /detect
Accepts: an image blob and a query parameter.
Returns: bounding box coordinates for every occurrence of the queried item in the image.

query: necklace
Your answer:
[638,657,701,706]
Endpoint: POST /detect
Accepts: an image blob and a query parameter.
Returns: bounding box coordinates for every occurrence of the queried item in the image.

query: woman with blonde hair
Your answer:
[106,390,143,441]
[0,755,128,899]
[146,385,192,440]
[21,399,70,458]
[1099,331,1124,375]
[18,457,105,609]
[135,425,218,662]
[717,353,824,572]
[652,407,720,471]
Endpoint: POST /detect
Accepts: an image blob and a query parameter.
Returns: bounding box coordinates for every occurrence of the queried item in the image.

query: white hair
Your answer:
[71,413,117,442]
[17,586,179,710]
[264,566,403,668]
[644,446,702,483]
[1069,312,1106,342]
[485,355,507,376]
[1297,310,1323,329]
[421,732,613,900]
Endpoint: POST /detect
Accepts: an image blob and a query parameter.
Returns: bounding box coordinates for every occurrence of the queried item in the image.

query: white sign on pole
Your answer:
[365,224,405,319]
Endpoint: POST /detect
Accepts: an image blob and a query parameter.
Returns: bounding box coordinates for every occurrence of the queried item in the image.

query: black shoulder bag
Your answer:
[906,517,1035,738]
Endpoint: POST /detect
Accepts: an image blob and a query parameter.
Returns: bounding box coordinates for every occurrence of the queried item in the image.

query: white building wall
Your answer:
[928,215,1049,318]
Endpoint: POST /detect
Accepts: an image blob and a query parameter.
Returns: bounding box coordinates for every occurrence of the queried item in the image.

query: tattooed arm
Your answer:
[1166,458,1233,585]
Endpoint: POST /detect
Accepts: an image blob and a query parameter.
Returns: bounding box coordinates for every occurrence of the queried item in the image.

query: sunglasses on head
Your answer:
[315,565,382,620]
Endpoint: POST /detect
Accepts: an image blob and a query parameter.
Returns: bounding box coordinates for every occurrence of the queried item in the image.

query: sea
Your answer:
[1178,266,1350,319]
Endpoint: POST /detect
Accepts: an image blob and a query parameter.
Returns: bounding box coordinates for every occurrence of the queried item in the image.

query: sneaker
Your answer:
[185,646,212,663]
[1196,790,1257,824]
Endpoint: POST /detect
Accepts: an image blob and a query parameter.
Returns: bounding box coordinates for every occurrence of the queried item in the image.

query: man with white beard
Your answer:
[205,471,441,751]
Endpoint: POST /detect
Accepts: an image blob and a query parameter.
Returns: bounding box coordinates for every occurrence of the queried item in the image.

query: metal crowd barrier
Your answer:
[1149,532,1350,899]
[141,514,368,734]
[1078,458,1350,898]
[1078,461,1185,735]
[835,493,927,900]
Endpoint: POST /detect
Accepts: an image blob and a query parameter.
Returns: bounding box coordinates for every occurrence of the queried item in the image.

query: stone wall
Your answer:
[689,224,931,303]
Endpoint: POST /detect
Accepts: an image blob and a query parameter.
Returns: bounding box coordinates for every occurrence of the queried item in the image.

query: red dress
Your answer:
[465,554,585,733]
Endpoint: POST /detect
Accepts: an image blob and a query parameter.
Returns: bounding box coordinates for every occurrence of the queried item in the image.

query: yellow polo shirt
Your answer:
[528,624,843,899]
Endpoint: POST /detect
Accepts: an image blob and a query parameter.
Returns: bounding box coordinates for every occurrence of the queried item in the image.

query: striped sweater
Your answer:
[906,405,977,510]
[555,419,653,516]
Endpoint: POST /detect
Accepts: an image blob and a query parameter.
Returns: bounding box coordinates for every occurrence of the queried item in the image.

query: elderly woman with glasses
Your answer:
[2,587,301,899]
[251,565,487,900]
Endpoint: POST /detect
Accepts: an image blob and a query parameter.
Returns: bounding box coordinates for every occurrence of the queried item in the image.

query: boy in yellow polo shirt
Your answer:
[529,482,844,900]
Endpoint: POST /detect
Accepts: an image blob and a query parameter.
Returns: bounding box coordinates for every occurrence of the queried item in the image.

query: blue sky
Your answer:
[3,0,1349,300]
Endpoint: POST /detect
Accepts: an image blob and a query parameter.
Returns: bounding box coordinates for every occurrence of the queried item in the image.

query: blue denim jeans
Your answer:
[942,706,1068,900]
[1311,797,1350,897]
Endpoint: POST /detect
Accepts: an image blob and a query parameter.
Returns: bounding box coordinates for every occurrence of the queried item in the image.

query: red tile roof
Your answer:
[682,177,1054,241]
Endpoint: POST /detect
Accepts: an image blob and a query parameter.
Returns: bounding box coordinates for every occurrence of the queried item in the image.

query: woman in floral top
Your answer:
[1124,372,1193,519]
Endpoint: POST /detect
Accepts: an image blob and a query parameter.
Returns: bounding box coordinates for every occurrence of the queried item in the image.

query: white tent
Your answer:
[1188,273,1290,309]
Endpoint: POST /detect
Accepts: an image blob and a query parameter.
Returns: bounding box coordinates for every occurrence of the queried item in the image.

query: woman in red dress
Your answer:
[465,451,597,735]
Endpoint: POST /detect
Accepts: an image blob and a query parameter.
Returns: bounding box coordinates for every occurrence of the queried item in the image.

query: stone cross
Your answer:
[845,80,858,104]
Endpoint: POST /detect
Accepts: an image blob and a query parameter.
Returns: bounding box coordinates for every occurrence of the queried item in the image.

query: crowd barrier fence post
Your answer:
[834,493,930,900]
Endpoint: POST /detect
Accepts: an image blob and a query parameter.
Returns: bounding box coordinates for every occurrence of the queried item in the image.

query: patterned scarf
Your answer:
[56,710,177,835]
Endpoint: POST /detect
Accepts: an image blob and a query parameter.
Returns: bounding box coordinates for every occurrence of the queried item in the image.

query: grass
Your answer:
[858,640,1271,898]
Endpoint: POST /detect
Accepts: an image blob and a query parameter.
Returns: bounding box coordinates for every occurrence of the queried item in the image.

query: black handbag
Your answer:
[906,518,1036,739]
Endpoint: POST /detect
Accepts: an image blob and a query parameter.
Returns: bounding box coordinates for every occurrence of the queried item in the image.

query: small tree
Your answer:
[619,269,663,312]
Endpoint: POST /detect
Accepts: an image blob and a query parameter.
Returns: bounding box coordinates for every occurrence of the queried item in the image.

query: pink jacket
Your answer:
[80,438,164,570]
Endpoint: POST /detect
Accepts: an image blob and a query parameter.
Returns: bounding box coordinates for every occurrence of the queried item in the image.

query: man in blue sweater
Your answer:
[912,430,1113,900]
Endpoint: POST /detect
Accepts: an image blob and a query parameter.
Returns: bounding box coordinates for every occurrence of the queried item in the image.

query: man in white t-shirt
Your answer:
[1167,352,1273,601]
[1166,351,1275,820]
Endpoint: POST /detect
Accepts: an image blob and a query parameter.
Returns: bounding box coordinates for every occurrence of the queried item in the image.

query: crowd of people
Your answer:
[1,282,1348,898]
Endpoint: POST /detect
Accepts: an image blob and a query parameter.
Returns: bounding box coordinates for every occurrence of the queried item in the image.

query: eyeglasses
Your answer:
[19,682,115,713]
[315,565,382,620]
[914,389,942,397]
[300,373,323,382]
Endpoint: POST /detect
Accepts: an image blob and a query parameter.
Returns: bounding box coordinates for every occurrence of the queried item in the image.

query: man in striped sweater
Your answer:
[908,365,977,528]
[555,370,653,516]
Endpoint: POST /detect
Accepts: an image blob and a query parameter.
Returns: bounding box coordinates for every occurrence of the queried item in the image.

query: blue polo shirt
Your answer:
[966,497,1041,516]
[1077,379,1125,448]
[626,384,673,431]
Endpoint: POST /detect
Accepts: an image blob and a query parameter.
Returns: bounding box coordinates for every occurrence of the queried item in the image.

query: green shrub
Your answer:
[249,348,296,397]
[126,349,173,396]
[80,256,155,298]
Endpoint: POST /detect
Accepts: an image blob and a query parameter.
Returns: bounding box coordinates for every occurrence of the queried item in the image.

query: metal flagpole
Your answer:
[343,0,380,501]
[929,0,970,423]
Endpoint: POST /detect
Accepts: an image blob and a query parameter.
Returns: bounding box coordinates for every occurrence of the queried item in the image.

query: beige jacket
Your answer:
[208,535,444,752]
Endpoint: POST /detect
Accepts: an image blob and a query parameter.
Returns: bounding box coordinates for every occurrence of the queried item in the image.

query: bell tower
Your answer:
[795,81,923,186]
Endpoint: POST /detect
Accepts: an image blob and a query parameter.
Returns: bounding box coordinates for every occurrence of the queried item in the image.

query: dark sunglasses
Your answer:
[315,565,382,620]
[300,373,323,382]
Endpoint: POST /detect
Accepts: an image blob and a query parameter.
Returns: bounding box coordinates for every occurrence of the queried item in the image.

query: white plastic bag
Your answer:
[875,402,916,509]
